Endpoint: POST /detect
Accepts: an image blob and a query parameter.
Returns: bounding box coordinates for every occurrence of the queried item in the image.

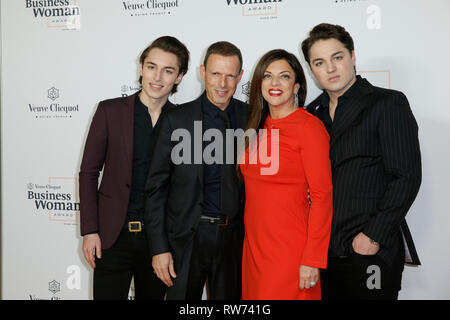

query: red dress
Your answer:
[240,108,333,300]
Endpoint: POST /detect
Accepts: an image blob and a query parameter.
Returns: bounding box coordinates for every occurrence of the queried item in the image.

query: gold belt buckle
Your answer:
[128,221,142,232]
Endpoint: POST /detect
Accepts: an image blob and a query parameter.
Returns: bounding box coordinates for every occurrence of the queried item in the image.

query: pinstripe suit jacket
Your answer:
[307,77,422,266]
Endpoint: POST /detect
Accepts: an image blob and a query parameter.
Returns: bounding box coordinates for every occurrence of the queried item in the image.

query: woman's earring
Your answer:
[294,93,299,108]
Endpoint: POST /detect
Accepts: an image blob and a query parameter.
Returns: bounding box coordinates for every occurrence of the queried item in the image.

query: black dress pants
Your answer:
[320,244,405,300]
[93,225,165,300]
[185,220,243,300]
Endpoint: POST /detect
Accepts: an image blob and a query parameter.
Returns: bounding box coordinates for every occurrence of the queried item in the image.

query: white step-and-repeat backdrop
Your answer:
[1,0,449,300]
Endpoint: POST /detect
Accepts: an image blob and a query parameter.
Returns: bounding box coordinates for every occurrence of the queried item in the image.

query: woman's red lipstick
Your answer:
[268,88,283,97]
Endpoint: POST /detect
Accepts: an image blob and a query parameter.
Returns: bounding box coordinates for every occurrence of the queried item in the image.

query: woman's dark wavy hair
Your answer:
[246,49,307,133]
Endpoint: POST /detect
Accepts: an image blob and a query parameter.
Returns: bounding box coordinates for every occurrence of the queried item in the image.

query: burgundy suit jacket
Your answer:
[79,92,174,249]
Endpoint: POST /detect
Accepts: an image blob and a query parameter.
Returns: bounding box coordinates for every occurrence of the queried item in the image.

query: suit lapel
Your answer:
[331,79,374,145]
[122,93,137,173]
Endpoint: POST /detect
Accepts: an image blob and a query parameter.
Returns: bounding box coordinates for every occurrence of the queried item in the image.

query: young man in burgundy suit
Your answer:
[79,36,189,300]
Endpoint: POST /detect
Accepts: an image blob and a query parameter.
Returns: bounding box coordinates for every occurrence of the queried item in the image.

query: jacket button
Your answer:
[126,184,130,188]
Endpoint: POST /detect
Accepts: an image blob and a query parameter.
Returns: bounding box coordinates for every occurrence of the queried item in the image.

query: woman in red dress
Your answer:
[240,49,333,300]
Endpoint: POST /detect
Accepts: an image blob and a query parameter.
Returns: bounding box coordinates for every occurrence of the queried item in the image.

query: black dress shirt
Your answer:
[127,94,169,221]
[315,75,363,135]
[201,93,237,217]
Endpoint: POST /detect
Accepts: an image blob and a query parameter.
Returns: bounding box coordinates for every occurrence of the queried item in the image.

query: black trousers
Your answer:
[93,225,165,300]
[185,220,243,300]
[320,245,405,300]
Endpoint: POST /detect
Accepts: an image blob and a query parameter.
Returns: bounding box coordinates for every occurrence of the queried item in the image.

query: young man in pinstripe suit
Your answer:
[302,23,422,300]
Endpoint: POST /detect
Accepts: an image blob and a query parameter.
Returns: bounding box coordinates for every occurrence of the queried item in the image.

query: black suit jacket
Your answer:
[307,77,422,266]
[143,94,248,299]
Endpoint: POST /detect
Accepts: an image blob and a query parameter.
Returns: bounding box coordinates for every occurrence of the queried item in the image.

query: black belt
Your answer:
[199,215,229,226]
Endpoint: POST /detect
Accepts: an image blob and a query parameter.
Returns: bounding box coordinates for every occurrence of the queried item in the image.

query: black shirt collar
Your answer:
[201,91,235,118]
[135,91,173,114]
[135,93,148,115]
[319,75,363,110]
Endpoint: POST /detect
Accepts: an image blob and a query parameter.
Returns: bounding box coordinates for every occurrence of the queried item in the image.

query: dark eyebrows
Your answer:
[332,51,345,57]
[146,61,176,71]
[311,51,344,63]
[311,51,345,64]
[210,70,238,77]
[264,70,291,74]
